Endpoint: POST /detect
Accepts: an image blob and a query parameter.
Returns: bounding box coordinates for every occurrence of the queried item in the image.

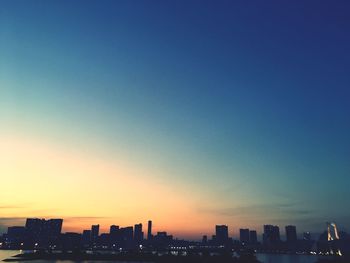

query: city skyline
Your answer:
[0,217,329,242]
[1,1,350,240]
[2,218,348,262]
[0,216,343,241]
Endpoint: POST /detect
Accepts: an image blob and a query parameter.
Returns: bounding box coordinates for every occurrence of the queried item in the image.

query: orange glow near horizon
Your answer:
[0,133,253,239]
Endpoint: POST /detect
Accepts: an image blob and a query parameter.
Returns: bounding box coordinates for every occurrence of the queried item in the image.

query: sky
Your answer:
[1,0,350,240]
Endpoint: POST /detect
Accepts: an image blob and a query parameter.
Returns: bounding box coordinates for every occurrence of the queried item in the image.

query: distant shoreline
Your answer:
[3,251,261,263]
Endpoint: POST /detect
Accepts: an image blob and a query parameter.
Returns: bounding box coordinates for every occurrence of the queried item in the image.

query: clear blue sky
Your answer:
[1,0,350,238]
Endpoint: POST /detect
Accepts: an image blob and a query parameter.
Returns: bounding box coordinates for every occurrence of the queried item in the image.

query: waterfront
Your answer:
[0,251,19,261]
[0,250,327,263]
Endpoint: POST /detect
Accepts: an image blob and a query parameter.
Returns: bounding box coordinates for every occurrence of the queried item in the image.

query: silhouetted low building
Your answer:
[99,233,110,248]
[303,231,311,241]
[60,232,82,251]
[6,226,26,248]
[202,235,208,244]
[153,231,173,248]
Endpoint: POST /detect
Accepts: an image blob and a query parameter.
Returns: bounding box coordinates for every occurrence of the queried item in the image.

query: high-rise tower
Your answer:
[147,220,152,240]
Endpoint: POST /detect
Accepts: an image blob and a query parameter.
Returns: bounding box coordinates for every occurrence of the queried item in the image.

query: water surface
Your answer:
[0,250,20,261]
[0,250,324,263]
[256,253,320,263]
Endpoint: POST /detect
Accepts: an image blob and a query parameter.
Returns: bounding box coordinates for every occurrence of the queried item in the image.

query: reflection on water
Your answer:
[256,253,319,263]
[0,250,20,260]
[0,250,145,263]
[0,250,325,263]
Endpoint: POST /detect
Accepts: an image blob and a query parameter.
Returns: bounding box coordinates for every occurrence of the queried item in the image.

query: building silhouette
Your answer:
[61,232,81,250]
[120,226,133,248]
[153,231,173,248]
[215,225,229,245]
[147,220,152,240]
[109,225,120,247]
[202,235,208,244]
[25,218,44,245]
[285,225,297,243]
[25,218,62,248]
[240,228,250,244]
[3,217,344,255]
[263,225,280,245]
[99,233,110,247]
[6,226,26,248]
[82,230,91,247]
[91,225,99,245]
[249,230,258,243]
[110,225,119,235]
[134,223,143,245]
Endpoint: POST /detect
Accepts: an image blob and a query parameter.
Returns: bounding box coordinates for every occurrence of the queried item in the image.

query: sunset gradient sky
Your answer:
[1,0,350,239]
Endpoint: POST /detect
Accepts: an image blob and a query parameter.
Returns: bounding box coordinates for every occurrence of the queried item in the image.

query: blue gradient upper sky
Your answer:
[1,0,350,238]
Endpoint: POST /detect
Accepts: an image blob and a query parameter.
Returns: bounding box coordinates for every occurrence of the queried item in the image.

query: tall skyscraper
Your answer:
[109,225,120,246]
[25,218,44,242]
[82,230,91,247]
[91,224,99,245]
[249,230,258,243]
[110,225,119,235]
[215,225,229,245]
[45,219,63,245]
[263,225,280,244]
[120,226,133,248]
[240,228,250,243]
[285,225,297,243]
[134,223,143,245]
[147,220,152,240]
